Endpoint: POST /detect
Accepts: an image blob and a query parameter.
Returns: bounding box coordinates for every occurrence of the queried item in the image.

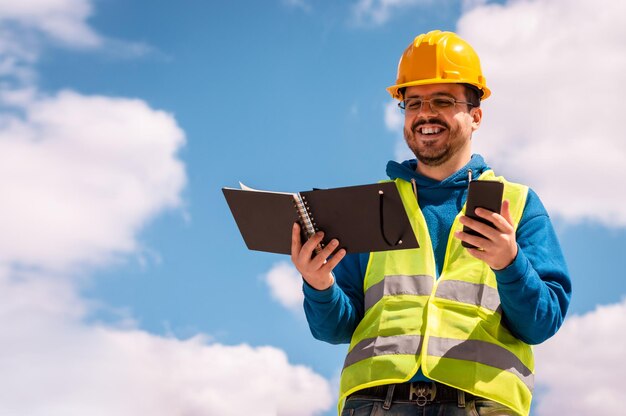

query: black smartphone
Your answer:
[462,180,504,249]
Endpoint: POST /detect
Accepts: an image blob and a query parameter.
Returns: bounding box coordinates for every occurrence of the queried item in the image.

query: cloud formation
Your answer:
[0,0,102,48]
[534,298,626,414]
[0,1,334,414]
[264,261,305,313]
[0,268,333,416]
[457,0,626,226]
[383,99,414,161]
[0,0,152,84]
[0,90,186,270]
[0,89,332,412]
[382,0,626,227]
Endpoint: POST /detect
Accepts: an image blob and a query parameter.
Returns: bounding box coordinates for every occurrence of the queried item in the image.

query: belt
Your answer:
[349,381,475,407]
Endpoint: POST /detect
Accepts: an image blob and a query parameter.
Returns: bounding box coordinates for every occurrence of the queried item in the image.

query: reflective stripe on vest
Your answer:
[364,274,434,312]
[435,279,501,313]
[343,334,423,368]
[338,171,533,416]
[427,337,534,391]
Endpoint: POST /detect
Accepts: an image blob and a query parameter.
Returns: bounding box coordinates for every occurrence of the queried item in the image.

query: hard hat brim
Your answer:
[387,79,491,101]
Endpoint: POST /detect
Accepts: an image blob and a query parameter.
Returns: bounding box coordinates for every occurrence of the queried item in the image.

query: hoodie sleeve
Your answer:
[494,189,572,345]
[302,252,367,344]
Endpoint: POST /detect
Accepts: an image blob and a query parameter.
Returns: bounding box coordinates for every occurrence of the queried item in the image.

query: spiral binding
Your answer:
[294,196,316,237]
[293,195,322,253]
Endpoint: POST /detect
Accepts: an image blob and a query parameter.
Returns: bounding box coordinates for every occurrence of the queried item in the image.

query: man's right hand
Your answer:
[290,222,346,291]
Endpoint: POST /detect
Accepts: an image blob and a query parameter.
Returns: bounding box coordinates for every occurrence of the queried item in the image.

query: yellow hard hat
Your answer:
[387,30,491,100]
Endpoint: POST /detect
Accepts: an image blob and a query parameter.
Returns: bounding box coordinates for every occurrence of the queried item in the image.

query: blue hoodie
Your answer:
[303,154,571,380]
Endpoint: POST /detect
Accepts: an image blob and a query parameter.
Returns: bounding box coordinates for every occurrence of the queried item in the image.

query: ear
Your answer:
[470,106,482,131]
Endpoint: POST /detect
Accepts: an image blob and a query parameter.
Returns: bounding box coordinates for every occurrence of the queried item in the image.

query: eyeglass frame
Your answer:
[398,95,475,114]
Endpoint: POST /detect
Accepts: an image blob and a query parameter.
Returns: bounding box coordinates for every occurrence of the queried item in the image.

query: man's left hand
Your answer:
[455,200,517,270]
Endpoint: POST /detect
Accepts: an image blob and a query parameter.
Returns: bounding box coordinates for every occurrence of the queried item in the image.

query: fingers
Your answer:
[291,224,322,259]
[322,246,347,273]
[475,202,513,231]
[459,215,499,242]
[310,238,338,269]
[465,246,487,260]
[291,225,345,271]
[457,199,518,270]
[300,230,325,261]
[456,229,489,249]
[465,209,513,240]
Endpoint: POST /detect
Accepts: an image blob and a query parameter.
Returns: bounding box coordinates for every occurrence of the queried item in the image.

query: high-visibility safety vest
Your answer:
[338,170,533,416]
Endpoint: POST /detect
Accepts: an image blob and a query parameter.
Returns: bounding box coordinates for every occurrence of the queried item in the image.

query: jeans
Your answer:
[341,396,518,416]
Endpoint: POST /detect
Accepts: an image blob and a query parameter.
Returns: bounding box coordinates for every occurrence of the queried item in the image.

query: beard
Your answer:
[403,117,468,167]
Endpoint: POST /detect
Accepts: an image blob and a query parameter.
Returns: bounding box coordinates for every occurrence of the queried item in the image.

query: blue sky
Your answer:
[1,0,625,415]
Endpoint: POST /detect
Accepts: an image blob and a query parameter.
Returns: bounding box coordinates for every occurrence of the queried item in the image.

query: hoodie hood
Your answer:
[386,154,490,190]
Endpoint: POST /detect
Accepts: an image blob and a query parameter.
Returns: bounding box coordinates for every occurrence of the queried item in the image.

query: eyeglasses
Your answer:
[398,96,474,114]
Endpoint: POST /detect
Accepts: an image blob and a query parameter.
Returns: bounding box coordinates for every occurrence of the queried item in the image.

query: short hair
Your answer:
[398,84,482,108]
[462,84,481,108]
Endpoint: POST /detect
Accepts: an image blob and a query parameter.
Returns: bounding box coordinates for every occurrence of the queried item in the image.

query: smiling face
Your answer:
[402,84,482,174]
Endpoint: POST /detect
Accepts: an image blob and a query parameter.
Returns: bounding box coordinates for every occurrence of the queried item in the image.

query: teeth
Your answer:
[420,127,442,135]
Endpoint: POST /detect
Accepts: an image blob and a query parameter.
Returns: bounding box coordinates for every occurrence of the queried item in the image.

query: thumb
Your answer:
[291,222,303,260]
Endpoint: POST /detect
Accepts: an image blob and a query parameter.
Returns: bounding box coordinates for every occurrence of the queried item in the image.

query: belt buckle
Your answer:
[409,382,436,406]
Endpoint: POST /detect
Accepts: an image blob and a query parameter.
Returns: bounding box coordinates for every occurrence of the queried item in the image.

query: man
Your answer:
[291,30,571,416]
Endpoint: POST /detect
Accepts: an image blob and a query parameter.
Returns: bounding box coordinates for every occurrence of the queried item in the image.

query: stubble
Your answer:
[403,117,469,167]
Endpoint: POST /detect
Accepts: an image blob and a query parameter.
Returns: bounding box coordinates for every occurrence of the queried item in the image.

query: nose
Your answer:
[410,99,438,117]
[404,100,439,118]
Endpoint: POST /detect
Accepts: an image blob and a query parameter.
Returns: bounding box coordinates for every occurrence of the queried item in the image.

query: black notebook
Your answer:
[222,181,419,255]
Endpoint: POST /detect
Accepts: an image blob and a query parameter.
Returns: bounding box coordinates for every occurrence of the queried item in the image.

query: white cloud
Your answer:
[533,298,626,414]
[0,90,186,270]
[0,85,332,416]
[351,0,428,26]
[0,26,39,84]
[264,261,305,312]
[384,99,403,133]
[0,270,333,416]
[385,99,414,162]
[0,5,334,415]
[0,0,102,48]
[456,0,626,226]
[0,0,154,89]
[0,90,333,413]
